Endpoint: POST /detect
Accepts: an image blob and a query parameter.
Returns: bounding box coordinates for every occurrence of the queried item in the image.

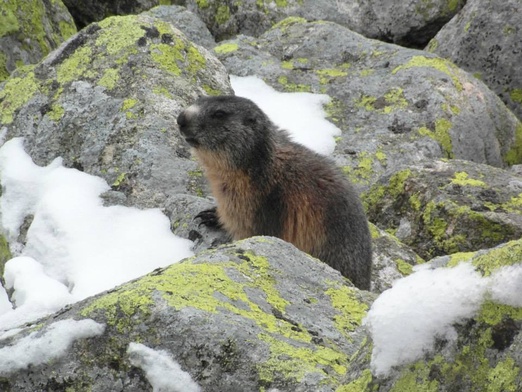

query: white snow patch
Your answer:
[230,75,341,156]
[0,138,194,331]
[128,342,201,392]
[0,318,104,375]
[364,262,522,376]
[489,265,522,307]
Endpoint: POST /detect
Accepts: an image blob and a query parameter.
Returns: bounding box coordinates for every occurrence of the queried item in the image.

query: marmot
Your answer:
[177,96,372,290]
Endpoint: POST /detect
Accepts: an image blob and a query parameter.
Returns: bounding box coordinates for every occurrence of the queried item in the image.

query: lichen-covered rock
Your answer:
[0,13,232,210]
[428,0,522,121]
[369,224,425,293]
[62,0,165,29]
[0,237,375,391]
[376,240,522,392]
[180,0,464,48]
[364,159,522,259]
[215,18,522,191]
[0,0,76,81]
[145,5,216,49]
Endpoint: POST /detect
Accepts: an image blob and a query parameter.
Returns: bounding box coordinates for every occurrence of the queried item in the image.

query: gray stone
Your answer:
[428,0,522,121]
[144,5,216,50]
[0,0,76,81]
[0,14,232,211]
[364,159,522,259]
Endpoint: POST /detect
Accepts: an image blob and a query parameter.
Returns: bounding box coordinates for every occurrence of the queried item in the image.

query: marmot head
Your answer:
[177,96,274,163]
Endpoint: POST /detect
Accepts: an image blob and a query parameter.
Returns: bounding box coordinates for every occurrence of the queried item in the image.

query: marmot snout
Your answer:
[177,95,372,290]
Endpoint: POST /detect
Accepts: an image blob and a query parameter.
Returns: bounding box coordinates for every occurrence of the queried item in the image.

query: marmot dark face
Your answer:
[177,96,273,156]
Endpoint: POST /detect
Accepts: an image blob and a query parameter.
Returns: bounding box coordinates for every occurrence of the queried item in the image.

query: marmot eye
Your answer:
[212,109,227,119]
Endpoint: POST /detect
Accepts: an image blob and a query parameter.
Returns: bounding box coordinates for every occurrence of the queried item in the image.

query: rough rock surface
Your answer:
[428,0,522,121]
[62,0,163,29]
[377,239,522,392]
[178,0,464,48]
[215,18,522,191]
[364,159,522,259]
[0,0,76,81]
[0,237,376,391]
[0,13,231,210]
[145,5,216,49]
[2,237,521,391]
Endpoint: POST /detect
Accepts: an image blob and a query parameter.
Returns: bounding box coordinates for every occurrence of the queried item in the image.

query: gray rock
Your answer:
[2,237,521,391]
[214,18,522,192]
[0,237,375,391]
[145,5,216,49]
[369,224,424,293]
[364,159,522,259]
[428,0,522,121]
[0,0,76,81]
[0,14,232,211]
[179,0,464,48]
[62,0,159,29]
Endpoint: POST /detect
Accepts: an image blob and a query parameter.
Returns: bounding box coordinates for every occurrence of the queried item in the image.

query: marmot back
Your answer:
[177,96,372,290]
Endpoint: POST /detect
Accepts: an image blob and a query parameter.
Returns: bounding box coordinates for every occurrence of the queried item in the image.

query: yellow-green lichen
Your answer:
[356,88,408,114]
[151,42,183,76]
[122,98,138,119]
[152,86,173,99]
[215,5,231,25]
[0,234,12,278]
[450,172,486,187]
[426,38,438,53]
[80,248,367,386]
[56,46,95,84]
[0,6,20,37]
[0,68,39,124]
[98,68,120,90]
[271,16,307,31]
[315,69,348,84]
[112,172,126,187]
[396,259,413,276]
[510,89,522,104]
[472,239,522,276]
[418,118,454,158]
[213,43,239,55]
[337,369,372,392]
[48,104,65,121]
[196,0,210,8]
[447,251,476,267]
[277,76,311,92]
[478,300,522,326]
[96,16,145,59]
[504,123,522,165]
[326,283,368,339]
[202,85,222,96]
[257,333,347,385]
[393,56,463,92]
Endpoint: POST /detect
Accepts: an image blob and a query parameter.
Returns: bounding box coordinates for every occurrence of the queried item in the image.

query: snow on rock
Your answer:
[231,75,340,156]
[128,343,201,392]
[364,261,522,376]
[0,138,194,331]
[0,318,105,375]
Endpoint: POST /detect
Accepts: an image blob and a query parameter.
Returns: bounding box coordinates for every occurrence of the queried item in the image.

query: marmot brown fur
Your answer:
[177,96,372,290]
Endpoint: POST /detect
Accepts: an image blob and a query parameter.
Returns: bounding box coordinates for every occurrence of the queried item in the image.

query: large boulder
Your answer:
[178,0,465,48]
[428,0,522,121]
[0,13,231,210]
[0,237,375,391]
[1,237,521,391]
[0,0,76,81]
[364,158,522,259]
[215,18,522,191]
